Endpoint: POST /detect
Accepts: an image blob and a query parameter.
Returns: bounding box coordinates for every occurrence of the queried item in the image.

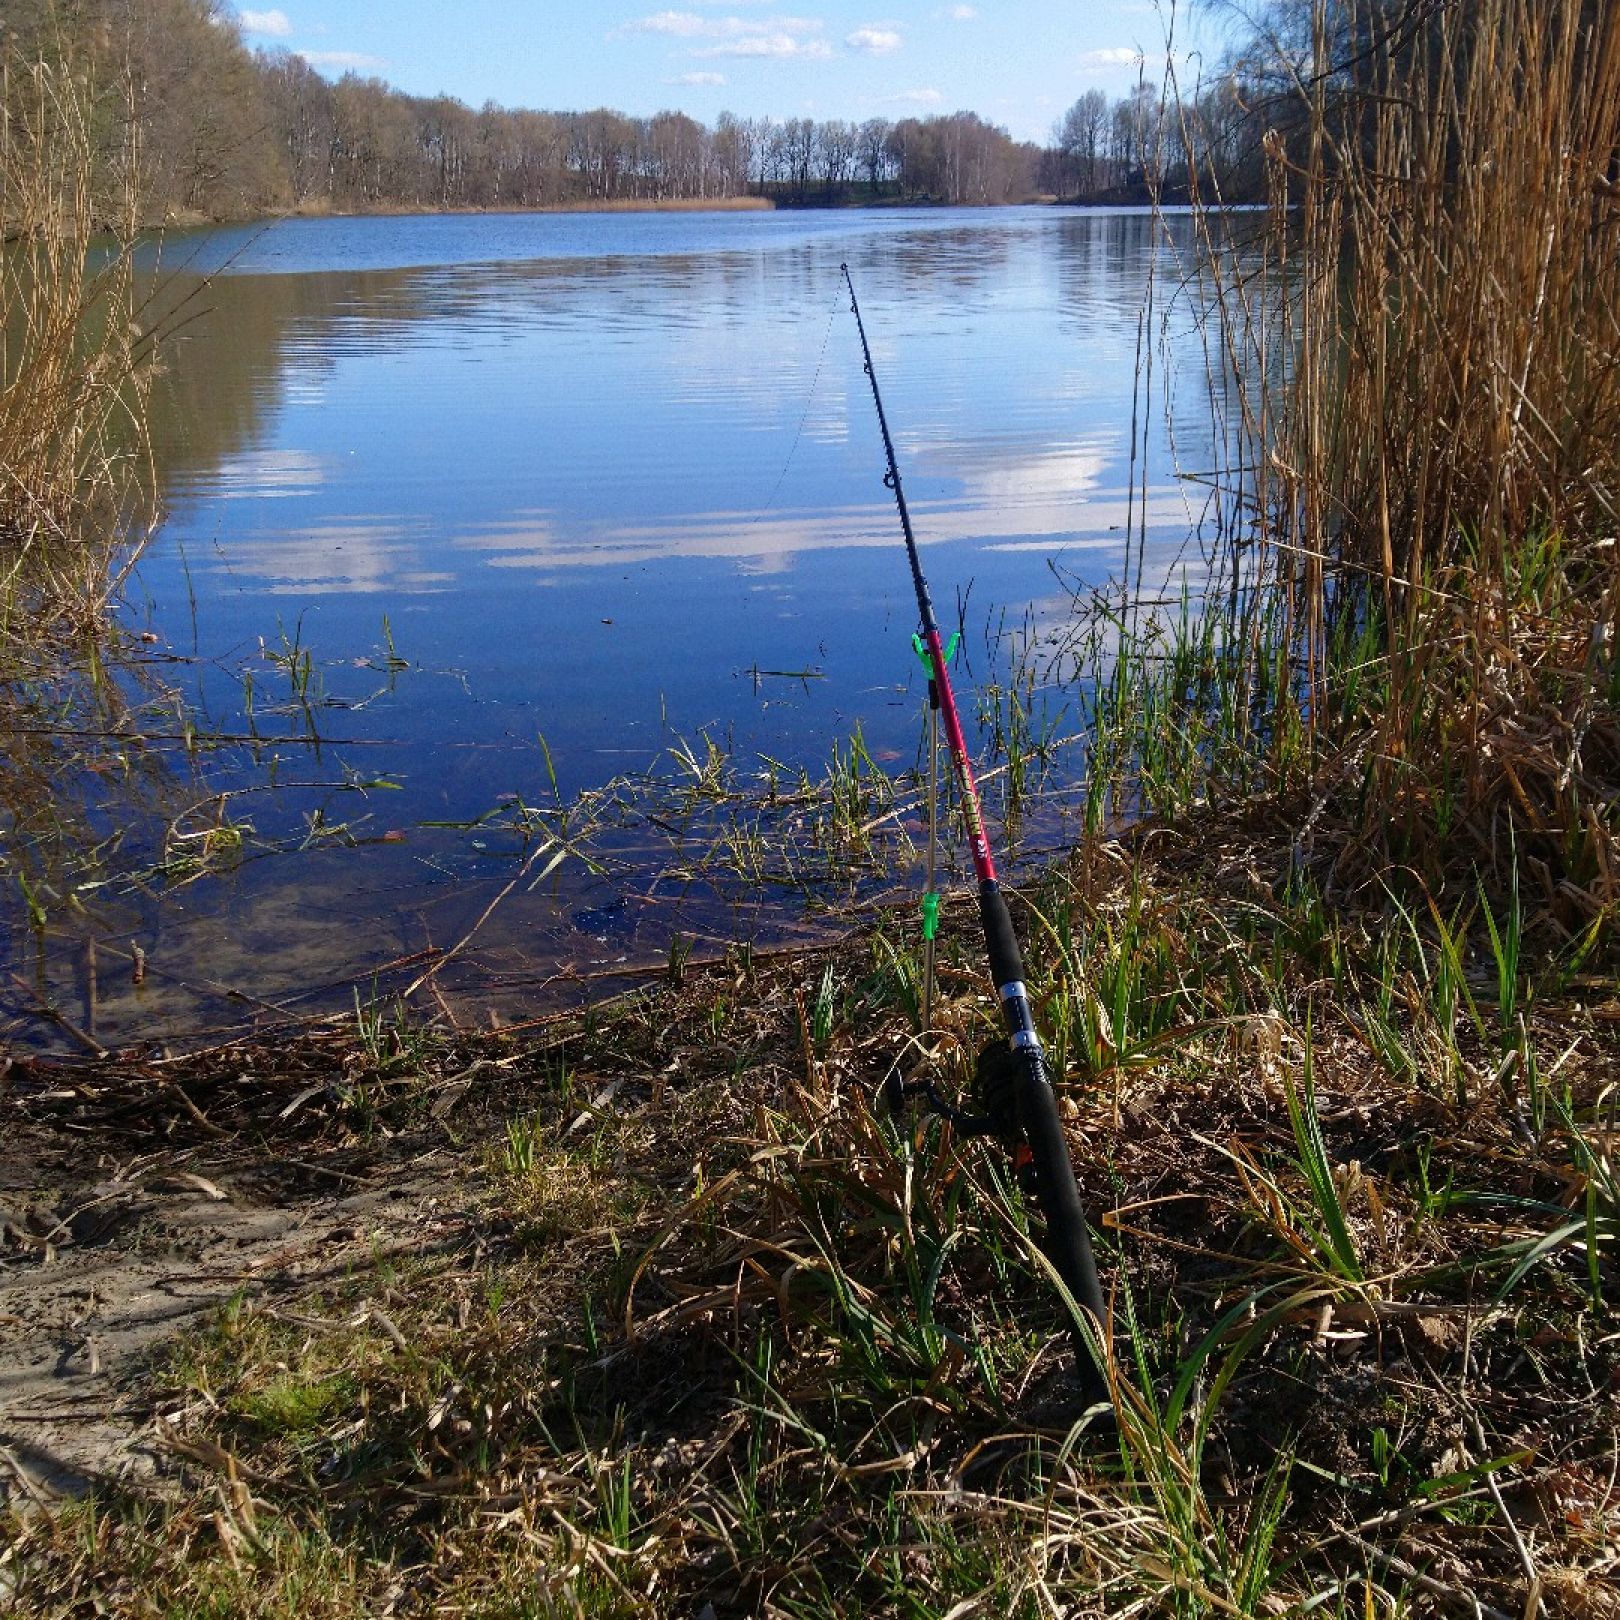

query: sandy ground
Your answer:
[0,1111,476,1510]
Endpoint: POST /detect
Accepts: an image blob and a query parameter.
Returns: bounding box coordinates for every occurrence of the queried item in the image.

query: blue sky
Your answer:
[232,2,1221,145]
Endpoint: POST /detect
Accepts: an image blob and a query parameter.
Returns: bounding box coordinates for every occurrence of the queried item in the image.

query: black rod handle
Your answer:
[979,880,1109,1392]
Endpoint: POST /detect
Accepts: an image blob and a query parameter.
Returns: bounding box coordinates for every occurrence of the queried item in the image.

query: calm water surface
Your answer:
[8,207,1223,1048]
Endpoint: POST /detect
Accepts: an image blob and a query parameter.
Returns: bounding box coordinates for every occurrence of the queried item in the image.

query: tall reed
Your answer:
[1187,0,1620,920]
[1,56,153,633]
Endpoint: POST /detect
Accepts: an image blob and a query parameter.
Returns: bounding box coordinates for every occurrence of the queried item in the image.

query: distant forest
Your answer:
[2,0,1276,221]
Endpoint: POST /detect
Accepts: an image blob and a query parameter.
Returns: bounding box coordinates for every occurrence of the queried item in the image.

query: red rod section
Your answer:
[923,626,997,884]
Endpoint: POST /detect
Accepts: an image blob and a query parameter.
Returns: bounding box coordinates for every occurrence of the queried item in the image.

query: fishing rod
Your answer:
[840,264,1109,1398]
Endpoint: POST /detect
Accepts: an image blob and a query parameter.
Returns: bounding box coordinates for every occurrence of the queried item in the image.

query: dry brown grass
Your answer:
[3,815,1615,1616]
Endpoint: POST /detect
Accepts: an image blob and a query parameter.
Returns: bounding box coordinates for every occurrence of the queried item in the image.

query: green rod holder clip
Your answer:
[911,631,960,672]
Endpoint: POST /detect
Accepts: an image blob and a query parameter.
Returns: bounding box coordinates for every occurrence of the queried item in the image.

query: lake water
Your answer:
[5,206,1226,1050]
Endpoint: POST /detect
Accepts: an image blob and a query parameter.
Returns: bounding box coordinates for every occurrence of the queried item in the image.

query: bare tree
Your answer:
[1055,89,1109,196]
[711,111,749,198]
[258,50,334,204]
[817,119,857,195]
[647,110,703,199]
[569,107,635,200]
[857,118,892,194]
[780,117,815,202]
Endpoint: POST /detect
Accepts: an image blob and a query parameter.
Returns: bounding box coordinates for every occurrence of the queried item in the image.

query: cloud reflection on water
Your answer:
[208,448,330,500]
[219,461,1193,595]
[228,516,451,594]
[425,435,1183,580]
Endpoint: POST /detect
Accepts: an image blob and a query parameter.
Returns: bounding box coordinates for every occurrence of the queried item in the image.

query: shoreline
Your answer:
[5,795,1613,1609]
[150,192,1189,230]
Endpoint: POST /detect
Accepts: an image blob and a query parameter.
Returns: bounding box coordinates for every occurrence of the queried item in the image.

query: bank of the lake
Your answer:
[6,787,1616,1615]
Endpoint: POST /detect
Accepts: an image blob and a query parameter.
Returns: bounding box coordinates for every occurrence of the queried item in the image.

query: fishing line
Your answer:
[751,290,843,523]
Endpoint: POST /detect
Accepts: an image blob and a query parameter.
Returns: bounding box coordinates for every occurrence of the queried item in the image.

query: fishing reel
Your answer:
[882,1042,1039,1199]
[881,1039,1026,1148]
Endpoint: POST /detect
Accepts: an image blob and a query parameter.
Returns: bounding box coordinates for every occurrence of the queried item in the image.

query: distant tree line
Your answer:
[2,0,1345,224]
[254,76,1045,210]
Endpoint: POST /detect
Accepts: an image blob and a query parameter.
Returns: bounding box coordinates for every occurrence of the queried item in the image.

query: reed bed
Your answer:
[1179,0,1620,916]
[0,58,153,632]
[0,57,173,944]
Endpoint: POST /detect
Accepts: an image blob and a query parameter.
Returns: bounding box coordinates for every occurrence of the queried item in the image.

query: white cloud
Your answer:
[885,86,943,106]
[846,25,902,53]
[1077,46,1146,73]
[618,11,835,61]
[947,4,977,18]
[298,49,388,70]
[626,10,711,36]
[693,35,832,58]
[622,11,825,39]
[670,70,729,84]
[239,7,292,35]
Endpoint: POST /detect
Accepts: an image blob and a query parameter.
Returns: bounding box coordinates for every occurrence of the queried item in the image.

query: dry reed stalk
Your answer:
[1193,0,1620,913]
[1,57,153,634]
[1240,0,1620,576]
